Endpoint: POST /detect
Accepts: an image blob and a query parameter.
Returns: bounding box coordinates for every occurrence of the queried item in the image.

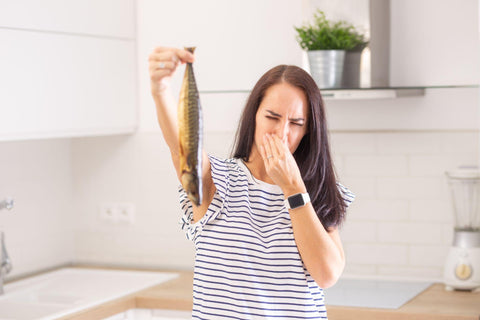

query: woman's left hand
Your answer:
[260,134,307,196]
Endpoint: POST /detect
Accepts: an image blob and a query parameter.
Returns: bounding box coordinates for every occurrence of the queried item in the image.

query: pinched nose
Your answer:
[276,122,289,144]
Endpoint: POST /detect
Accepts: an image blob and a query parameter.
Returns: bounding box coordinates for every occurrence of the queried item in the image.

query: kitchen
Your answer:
[0,0,479,319]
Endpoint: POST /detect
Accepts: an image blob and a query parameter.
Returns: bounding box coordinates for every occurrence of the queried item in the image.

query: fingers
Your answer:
[148,51,180,76]
[151,47,195,64]
[263,134,276,162]
[175,47,195,63]
[148,46,195,91]
[263,134,288,159]
[149,59,177,72]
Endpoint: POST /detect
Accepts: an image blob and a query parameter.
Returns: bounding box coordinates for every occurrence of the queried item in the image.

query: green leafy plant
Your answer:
[295,10,367,51]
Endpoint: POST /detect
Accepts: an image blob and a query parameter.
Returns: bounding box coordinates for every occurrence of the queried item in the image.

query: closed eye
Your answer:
[291,122,304,126]
[266,115,279,120]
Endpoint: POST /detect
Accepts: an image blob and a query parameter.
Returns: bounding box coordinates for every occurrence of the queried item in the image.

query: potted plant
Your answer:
[295,10,368,88]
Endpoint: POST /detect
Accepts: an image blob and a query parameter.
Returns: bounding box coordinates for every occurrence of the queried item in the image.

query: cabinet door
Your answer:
[0,0,135,39]
[390,0,480,86]
[138,0,303,92]
[0,29,136,140]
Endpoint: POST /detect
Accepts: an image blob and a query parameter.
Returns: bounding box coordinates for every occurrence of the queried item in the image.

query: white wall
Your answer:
[70,0,480,280]
[2,0,479,281]
[0,139,74,278]
[0,0,135,281]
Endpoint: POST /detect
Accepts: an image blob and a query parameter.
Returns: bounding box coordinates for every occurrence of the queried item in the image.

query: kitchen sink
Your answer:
[0,268,178,320]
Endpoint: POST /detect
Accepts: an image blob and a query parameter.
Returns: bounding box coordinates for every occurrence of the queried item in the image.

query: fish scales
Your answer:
[178,47,203,206]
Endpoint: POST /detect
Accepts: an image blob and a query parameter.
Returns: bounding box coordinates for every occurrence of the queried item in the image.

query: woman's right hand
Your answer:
[148,46,195,96]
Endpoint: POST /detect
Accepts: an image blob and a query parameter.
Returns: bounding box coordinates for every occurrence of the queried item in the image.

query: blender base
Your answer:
[443,246,480,291]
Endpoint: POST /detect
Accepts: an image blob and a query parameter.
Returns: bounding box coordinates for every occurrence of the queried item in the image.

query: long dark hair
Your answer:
[231,65,346,229]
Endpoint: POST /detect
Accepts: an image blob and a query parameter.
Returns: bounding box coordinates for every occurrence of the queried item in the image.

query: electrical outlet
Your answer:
[99,203,118,222]
[117,202,135,224]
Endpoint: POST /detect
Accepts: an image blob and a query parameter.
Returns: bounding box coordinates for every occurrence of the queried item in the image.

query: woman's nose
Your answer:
[275,121,289,142]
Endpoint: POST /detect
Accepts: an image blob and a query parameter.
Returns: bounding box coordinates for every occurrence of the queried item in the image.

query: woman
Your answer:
[149,47,354,319]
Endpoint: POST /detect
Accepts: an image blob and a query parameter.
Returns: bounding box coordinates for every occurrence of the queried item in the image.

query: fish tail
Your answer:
[184,47,196,54]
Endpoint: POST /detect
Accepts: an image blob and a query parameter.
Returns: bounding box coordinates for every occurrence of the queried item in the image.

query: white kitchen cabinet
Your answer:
[390,0,480,87]
[138,0,303,92]
[0,0,135,39]
[0,29,136,141]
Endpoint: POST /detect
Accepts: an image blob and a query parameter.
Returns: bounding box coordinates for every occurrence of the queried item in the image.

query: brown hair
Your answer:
[231,65,346,229]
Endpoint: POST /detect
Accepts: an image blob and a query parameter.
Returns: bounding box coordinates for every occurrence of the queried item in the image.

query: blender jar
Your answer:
[446,167,480,231]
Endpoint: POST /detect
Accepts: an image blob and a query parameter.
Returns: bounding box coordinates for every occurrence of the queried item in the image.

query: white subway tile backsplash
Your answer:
[409,199,453,223]
[330,133,376,154]
[344,155,408,176]
[439,132,480,153]
[205,131,237,159]
[347,199,409,221]
[67,130,478,280]
[340,221,377,243]
[376,133,442,154]
[378,266,442,280]
[409,154,477,176]
[377,177,445,200]
[340,177,376,198]
[345,244,408,265]
[409,245,449,267]
[441,224,455,245]
[377,222,442,245]
[332,154,345,176]
[342,264,377,276]
[0,139,74,279]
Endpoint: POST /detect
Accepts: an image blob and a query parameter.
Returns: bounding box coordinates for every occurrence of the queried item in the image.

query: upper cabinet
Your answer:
[389,0,480,87]
[0,0,135,38]
[0,0,136,141]
[137,0,304,92]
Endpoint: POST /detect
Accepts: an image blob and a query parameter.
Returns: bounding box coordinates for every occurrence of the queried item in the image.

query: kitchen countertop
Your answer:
[47,266,480,320]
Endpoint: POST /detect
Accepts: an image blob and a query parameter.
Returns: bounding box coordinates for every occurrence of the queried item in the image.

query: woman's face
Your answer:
[253,82,309,155]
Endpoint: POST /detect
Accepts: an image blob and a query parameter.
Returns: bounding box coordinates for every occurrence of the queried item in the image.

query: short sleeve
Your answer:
[178,155,229,241]
[337,182,355,208]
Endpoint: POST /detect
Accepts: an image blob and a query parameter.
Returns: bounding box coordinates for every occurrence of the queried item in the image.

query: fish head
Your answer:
[181,173,201,206]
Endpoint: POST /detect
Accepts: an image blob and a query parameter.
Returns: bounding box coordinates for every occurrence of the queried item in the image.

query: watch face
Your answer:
[288,194,304,208]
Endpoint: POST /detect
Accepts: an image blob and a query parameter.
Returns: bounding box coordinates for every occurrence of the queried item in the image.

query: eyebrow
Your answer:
[266,110,305,122]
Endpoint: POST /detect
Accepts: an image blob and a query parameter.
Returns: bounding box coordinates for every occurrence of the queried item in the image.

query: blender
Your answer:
[444,167,480,291]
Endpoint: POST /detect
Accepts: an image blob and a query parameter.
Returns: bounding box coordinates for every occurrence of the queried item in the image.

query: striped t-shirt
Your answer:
[179,155,355,320]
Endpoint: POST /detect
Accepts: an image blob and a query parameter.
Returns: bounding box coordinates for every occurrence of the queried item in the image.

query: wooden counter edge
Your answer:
[41,266,480,320]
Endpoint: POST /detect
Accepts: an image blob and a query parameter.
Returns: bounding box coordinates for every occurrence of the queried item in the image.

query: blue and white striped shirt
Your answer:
[179,155,354,320]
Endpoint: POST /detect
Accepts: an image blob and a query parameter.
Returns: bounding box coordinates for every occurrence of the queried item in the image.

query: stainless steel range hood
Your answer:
[304,0,479,99]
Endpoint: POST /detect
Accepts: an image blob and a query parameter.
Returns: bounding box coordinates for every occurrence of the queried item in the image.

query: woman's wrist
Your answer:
[282,183,307,198]
[151,82,171,98]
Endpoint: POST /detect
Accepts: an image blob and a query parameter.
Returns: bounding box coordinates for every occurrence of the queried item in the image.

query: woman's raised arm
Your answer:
[148,46,215,221]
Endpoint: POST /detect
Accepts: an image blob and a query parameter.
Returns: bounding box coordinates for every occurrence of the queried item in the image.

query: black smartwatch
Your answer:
[285,193,311,210]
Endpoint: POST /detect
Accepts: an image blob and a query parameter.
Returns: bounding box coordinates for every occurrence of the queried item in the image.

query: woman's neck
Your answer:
[243,147,274,184]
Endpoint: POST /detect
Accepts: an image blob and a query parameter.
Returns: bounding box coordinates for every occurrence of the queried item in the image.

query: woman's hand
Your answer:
[148,47,195,96]
[259,134,307,196]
